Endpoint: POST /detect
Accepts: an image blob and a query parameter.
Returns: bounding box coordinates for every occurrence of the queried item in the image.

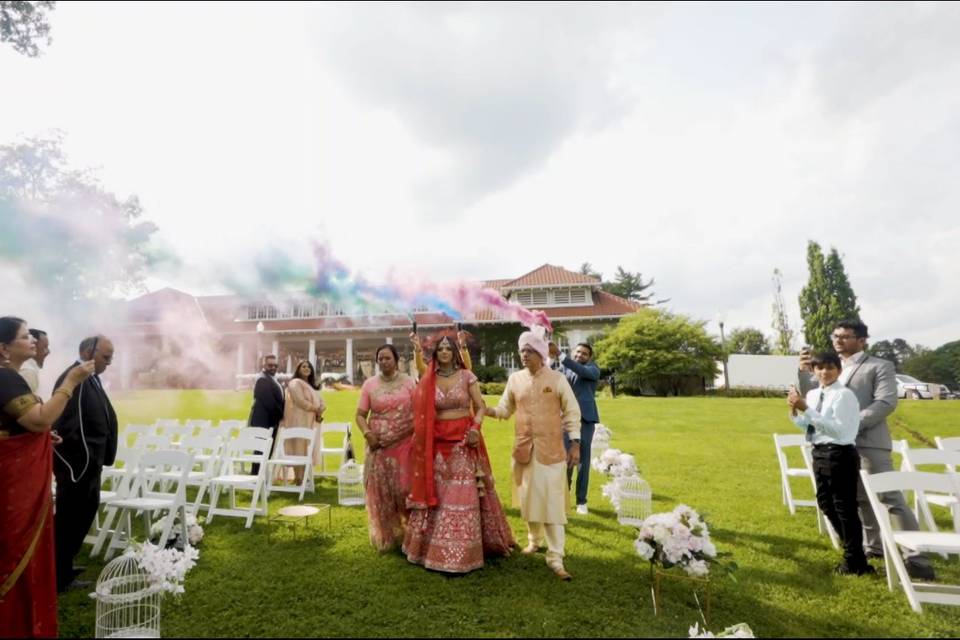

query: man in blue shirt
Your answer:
[550,341,601,515]
[788,351,873,576]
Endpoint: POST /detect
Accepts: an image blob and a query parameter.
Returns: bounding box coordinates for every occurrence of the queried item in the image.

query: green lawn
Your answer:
[58,392,960,637]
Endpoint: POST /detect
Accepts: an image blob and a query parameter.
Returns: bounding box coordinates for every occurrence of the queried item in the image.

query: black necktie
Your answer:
[806,391,824,442]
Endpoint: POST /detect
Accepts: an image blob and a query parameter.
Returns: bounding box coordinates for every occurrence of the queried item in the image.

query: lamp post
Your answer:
[256,321,264,368]
[717,317,730,390]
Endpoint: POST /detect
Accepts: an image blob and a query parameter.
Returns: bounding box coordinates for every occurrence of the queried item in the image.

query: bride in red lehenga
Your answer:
[403,332,514,573]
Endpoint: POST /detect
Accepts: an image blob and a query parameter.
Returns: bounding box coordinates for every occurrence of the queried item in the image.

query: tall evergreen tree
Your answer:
[798,241,861,352]
[770,268,795,355]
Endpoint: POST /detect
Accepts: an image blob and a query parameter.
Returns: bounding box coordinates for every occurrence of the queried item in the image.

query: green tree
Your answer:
[1,1,55,56]
[726,327,771,355]
[770,268,795,354]
[798,241,861,352]
[903,340,960,388]
[602,266,657,303]
[0,132,159,301]
[868,338,918,371]
[578,262,602,281]
[594,308,722,396]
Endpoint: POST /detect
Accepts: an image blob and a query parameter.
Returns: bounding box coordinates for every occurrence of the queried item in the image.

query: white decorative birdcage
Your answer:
[615,474,652,527]
[591,424,612,460]
[337,460,365,506]
[94,552,162,639]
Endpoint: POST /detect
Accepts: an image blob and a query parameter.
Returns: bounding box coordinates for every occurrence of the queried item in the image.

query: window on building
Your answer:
[570,289,587,304]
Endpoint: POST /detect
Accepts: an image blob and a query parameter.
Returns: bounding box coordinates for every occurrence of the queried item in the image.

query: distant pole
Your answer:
[256,321,264,367]
[719,320,730,390]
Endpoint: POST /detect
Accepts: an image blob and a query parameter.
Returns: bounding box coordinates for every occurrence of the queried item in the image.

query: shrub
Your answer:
[480,382,507,396]
[473,364,508,383]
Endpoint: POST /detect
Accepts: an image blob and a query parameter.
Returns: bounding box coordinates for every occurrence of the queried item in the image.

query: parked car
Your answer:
[939,383,959,400]
[895,374,935,400]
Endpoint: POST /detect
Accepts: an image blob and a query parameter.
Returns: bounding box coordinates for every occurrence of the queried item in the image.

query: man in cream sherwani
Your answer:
[486,327,581,580]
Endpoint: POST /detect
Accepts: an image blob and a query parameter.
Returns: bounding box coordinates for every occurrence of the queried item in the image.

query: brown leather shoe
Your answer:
[553,566,572,581]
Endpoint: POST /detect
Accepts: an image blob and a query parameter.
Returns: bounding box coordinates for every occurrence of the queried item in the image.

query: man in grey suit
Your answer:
[799,320,934,580]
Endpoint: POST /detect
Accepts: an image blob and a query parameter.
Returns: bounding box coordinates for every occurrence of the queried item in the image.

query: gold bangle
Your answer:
[54,387,73,400]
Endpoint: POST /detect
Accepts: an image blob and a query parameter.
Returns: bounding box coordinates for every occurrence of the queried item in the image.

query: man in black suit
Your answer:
[248,354,284,474]
[53,335,118,592]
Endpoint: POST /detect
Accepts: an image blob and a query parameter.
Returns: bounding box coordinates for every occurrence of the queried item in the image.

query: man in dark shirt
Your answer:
[550,342,601,515]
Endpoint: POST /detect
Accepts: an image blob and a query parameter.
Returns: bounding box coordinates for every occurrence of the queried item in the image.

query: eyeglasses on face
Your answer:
[831,333,859,341]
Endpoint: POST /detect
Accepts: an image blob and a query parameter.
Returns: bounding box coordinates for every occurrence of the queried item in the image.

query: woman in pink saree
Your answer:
[355,344,416,551]
[404,332,514,573]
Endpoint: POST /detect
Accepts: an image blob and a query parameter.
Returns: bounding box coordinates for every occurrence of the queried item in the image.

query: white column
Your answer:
[286,354,293,374]
[308,339,316,368]
[236,342,245,378]
[346,338,354,384]
[120,343,131,390]
[385,337,393,345]
[271,340,279,357]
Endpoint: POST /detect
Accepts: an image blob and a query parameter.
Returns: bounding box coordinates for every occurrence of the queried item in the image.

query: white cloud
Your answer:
[1,2,958,348]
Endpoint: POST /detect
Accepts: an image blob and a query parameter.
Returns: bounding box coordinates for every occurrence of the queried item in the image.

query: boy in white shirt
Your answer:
[788,351,874,576]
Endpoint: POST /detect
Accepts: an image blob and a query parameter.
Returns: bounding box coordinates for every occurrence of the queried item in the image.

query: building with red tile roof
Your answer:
[111,264,641,388]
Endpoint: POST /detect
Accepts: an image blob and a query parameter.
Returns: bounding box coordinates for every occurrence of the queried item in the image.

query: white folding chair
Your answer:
[101,447,143,492]
[206,432,272,528]
[164,424,196,447]
[101,450,194,560]
[154,418,181,435]
[185,418,212,430]
[773,434,819,513]
[238,426,273,440]
[937,437,960,453]
[89,455,141,557]
[166,434,223,515]
[861,470,960,613]
[200,423,231,444]
[218,419,247,441]
[122,424,155,447]
[900,448,960,533]
[316,422,350,478]
[266,427,318,501]
[135,434,173,452]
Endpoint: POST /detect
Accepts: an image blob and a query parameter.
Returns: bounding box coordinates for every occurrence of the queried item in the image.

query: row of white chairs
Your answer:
[121,421,351,478]
[123,419,247,446]
[774,433,960,613]
[90,425,355,558]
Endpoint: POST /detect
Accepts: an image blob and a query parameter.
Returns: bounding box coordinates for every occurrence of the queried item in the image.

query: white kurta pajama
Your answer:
[491,365,581,571]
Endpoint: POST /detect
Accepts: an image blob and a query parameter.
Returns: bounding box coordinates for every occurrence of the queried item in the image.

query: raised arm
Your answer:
[561,356,600,381]
[17,362,95,432]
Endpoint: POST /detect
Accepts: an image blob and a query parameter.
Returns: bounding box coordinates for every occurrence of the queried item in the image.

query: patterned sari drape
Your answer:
[0,431,58,638]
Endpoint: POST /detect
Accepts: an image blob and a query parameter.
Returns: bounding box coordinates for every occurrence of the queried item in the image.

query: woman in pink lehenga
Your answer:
[356,344,417,551]
[404,332,514,573]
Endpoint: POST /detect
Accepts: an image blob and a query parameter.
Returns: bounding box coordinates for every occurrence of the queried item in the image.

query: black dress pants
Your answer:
[812,444,867,568]
[54,466,102,591]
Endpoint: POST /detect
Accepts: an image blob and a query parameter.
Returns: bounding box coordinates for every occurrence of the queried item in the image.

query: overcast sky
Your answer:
[3,1,959,348]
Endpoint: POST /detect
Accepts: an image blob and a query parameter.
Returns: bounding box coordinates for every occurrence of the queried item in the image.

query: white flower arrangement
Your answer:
[611,453,638,478]
[149,513,204,549]
[592,447,623,474]
[602,481,622,509]
[634,504,718,578]
[689,622,755,638]
[128,541,199,596]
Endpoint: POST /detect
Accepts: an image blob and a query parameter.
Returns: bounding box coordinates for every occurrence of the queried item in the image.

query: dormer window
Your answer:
[510,287,592,308]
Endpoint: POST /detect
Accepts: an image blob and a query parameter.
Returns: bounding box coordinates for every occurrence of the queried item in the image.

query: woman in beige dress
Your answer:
[278,360,326,485]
